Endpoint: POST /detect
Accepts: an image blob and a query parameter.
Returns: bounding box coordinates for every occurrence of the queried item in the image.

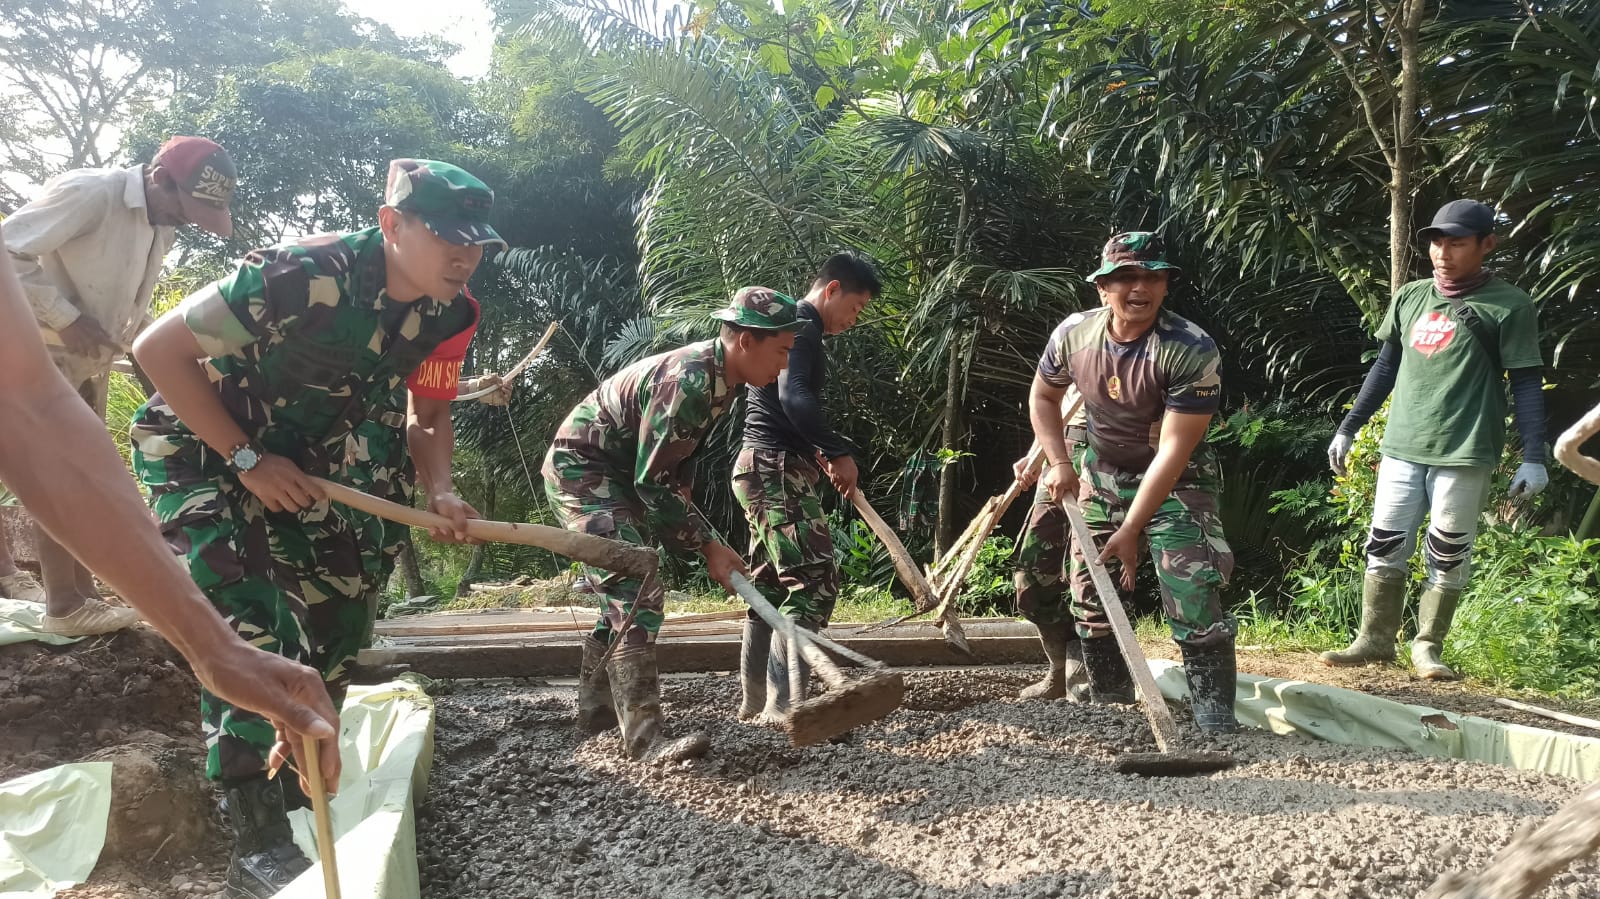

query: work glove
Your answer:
[1327,432,1354,477]
[1508,463,1549,501]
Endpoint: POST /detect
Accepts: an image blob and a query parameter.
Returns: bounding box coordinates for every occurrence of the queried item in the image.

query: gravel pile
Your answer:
[418,669,1599,899]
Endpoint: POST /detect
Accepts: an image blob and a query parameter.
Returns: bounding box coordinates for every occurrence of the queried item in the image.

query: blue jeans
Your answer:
[1365,456,1492,590]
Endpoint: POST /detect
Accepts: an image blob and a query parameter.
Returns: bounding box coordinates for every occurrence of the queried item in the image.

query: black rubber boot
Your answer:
[222,776,311,899]
[1319,572,1406,667]
[1018,620,1087,702]
[1180,638,1240,733]
[577,635,618,734]
[1080,635,1135,704]
[737,616,772,720]
[608,643,710,763]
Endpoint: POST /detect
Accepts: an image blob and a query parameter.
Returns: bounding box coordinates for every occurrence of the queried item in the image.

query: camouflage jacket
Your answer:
[130,227,475,478]
[545,339,732,552]
[1038,307,1222,472]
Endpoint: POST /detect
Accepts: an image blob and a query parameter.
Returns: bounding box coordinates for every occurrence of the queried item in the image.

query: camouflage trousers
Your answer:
[338,410,416,617]
[131,431,381,781]
[541,460,664,648]
[1014,443,1235,645]
[731,448,839,626]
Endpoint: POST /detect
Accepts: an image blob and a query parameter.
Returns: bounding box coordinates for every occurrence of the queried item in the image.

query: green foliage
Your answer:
[831,514,895,591]
[1450,527,1600,698]
[955,536,1016,616]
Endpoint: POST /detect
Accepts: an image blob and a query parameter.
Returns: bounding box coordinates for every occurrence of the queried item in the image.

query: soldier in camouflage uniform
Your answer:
[733,251,880,722]
[544,287,801,761]
[130,159,505,898]
[337,288,509,625]
[1019,232,1239,732]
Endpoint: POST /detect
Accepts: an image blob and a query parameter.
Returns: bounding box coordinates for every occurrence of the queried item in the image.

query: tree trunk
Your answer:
[934,186,974,558]
[1388,0,1427,297]
[935,339,964,557]
[397,540,425,599]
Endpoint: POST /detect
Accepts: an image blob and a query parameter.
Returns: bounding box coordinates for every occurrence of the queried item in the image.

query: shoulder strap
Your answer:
[1444,293,1502,371]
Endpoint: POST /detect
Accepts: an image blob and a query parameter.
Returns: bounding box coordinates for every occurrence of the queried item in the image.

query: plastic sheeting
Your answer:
[0,599,81,648]
[1151,659,1600,781]
[279,678,436,899]
[0,763,111,896]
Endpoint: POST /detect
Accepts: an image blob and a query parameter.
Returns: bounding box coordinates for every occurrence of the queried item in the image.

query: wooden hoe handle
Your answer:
[850,491,937,609]
[313,478,658,579]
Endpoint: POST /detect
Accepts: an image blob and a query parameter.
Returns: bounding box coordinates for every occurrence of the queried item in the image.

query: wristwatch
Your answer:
[224,440,264,474]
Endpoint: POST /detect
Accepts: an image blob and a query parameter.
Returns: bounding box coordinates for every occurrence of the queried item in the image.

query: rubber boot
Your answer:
[1411,584,1462,681]
[737,617,772,720]
[1080,635,1135,704]
[1018,620,1087,702]
[789,619,817,707]
[608,643,709,763]
[222,776,311,899]
[577,635,618,734]
[1319,572,1406,667]
[1180,638,1240,733]
[761,627,791,723]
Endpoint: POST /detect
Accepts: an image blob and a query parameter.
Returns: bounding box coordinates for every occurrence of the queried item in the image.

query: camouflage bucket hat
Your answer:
[1086,231,1182,282]
[710,287,802,331]
[385,159,507,252]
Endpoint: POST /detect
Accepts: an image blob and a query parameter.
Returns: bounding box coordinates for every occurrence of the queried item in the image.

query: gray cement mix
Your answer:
[417,668,1600,899]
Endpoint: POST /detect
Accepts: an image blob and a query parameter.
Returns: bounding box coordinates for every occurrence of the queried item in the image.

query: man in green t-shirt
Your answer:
[1323,200,1548,680]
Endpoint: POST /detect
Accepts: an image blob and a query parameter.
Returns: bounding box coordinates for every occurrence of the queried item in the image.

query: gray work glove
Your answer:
[1327,432,1354,477]
[1508,462,1549,501]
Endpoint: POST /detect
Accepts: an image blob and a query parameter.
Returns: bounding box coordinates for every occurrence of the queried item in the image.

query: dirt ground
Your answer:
[0,628,231,898]
[416,669,1600,899]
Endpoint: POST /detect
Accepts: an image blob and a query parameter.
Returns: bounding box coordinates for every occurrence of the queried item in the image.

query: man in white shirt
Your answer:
[1,135,237,636]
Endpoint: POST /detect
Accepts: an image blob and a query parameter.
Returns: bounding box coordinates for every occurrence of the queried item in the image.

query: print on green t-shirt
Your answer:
[1373,277,1542,467]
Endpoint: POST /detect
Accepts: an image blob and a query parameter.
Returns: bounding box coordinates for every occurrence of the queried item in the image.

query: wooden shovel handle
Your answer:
[313,478,658,579]
[1060,496,1179,751]
[850,491,937,610]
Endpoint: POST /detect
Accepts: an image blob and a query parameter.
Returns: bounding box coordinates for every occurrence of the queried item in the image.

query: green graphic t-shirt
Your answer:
[1375,276,1542,467]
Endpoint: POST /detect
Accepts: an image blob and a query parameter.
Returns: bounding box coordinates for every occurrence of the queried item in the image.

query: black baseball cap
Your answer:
[1418,200,1495,240]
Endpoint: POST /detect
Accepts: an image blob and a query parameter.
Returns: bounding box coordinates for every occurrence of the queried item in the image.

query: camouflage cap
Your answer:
[1086,231,1182,282]
[385,159,507,252]
[710,286,802,331]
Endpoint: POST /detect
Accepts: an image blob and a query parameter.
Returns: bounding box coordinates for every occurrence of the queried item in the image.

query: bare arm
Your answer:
[1096,409,1212,590]
[1029,372,1078,501]
[0,243,340,789]
[1124,409,1212,534]
[406,392,476,541]
[132,312,251,457]
[133,311,320,513]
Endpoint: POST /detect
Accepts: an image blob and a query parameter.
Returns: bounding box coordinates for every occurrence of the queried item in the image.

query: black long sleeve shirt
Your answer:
[743,301,854,459]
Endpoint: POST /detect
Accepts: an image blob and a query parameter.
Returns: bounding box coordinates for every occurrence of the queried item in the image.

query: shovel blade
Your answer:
[1112,750,1236,777]
[784,670,906,746]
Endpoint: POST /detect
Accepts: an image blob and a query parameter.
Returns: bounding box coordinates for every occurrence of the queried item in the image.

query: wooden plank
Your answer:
[1494,697,1600,733]
[352,630,1040,681]
[376,608,746,637]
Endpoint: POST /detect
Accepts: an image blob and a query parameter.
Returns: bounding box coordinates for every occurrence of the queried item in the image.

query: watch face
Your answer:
[234,447,260,470]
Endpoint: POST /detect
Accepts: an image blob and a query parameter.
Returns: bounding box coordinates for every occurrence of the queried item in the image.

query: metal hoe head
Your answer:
[784,670,906,747]
[1112,749,1236,777]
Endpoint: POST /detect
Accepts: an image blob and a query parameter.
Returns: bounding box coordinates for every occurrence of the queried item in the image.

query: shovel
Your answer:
[1060,496,1234,777]
[726,571,904,746]
[849,491,972,656]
